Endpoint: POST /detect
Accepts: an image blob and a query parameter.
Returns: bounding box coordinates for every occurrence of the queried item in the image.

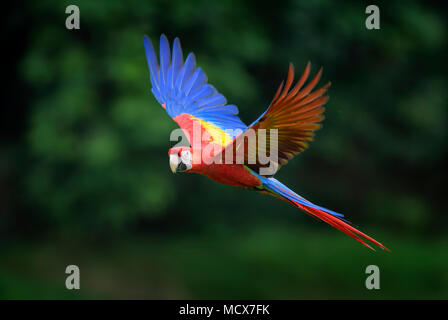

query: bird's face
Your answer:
[169,147,193,173]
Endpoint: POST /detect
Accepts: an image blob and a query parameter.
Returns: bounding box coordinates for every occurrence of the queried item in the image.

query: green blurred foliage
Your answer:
[1,0,447,299]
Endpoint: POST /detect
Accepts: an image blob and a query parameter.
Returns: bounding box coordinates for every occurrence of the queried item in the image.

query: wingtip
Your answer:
[186,52,197,65]
[306,61,311,70]
[303,61,311,79]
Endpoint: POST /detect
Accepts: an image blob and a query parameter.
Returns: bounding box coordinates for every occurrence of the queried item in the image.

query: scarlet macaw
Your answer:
[143,34,388,251]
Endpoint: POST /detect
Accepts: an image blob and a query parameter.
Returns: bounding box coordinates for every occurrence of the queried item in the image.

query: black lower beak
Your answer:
[177,162,187,172]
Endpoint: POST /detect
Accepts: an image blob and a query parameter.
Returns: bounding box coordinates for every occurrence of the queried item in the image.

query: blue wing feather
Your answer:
[170,38,183,88]
[143,34,247,135]
[189,85,214,102]
[159,35,170,87]
[178,53,196,93]
[143,37,160,94]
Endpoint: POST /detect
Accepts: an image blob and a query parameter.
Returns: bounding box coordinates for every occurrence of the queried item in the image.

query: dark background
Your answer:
[1,0,447,299]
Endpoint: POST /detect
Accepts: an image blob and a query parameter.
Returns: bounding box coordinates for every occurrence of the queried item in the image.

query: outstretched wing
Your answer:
[144,34,247,148]
[218,62,330,175]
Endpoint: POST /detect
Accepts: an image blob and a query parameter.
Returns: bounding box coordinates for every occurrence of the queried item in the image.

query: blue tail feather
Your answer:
[260,177,344,218]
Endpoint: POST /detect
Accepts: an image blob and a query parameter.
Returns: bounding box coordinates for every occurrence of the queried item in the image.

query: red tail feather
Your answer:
[288,199,389,251]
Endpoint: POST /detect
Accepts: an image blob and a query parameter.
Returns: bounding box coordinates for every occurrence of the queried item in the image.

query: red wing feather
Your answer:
[215,62,330,175]
[248,63,331,173]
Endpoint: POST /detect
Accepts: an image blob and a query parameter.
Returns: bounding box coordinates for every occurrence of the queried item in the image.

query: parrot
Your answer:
[143,34,388,251]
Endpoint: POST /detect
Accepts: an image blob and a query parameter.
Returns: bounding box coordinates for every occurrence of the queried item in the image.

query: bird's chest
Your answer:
[195,164,261,188]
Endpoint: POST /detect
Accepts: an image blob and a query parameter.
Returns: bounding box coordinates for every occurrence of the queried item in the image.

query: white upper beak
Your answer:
[169,154,179,173]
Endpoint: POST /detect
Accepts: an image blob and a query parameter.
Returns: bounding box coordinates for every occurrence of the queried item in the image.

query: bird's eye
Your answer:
[181,150,192,166]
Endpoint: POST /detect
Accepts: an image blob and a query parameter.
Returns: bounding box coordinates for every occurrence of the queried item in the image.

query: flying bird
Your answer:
[143,34,388,251]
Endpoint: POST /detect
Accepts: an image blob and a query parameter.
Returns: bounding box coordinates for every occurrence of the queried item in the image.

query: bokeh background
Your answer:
[2,0,447,299]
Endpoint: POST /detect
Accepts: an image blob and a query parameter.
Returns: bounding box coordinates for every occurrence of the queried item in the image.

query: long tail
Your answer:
[260,177,389,251]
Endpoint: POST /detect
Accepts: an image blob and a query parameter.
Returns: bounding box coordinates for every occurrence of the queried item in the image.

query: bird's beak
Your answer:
[169,154,179,174]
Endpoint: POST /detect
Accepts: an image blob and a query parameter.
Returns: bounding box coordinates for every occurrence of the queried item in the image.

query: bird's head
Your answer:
[168,147,193,174]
